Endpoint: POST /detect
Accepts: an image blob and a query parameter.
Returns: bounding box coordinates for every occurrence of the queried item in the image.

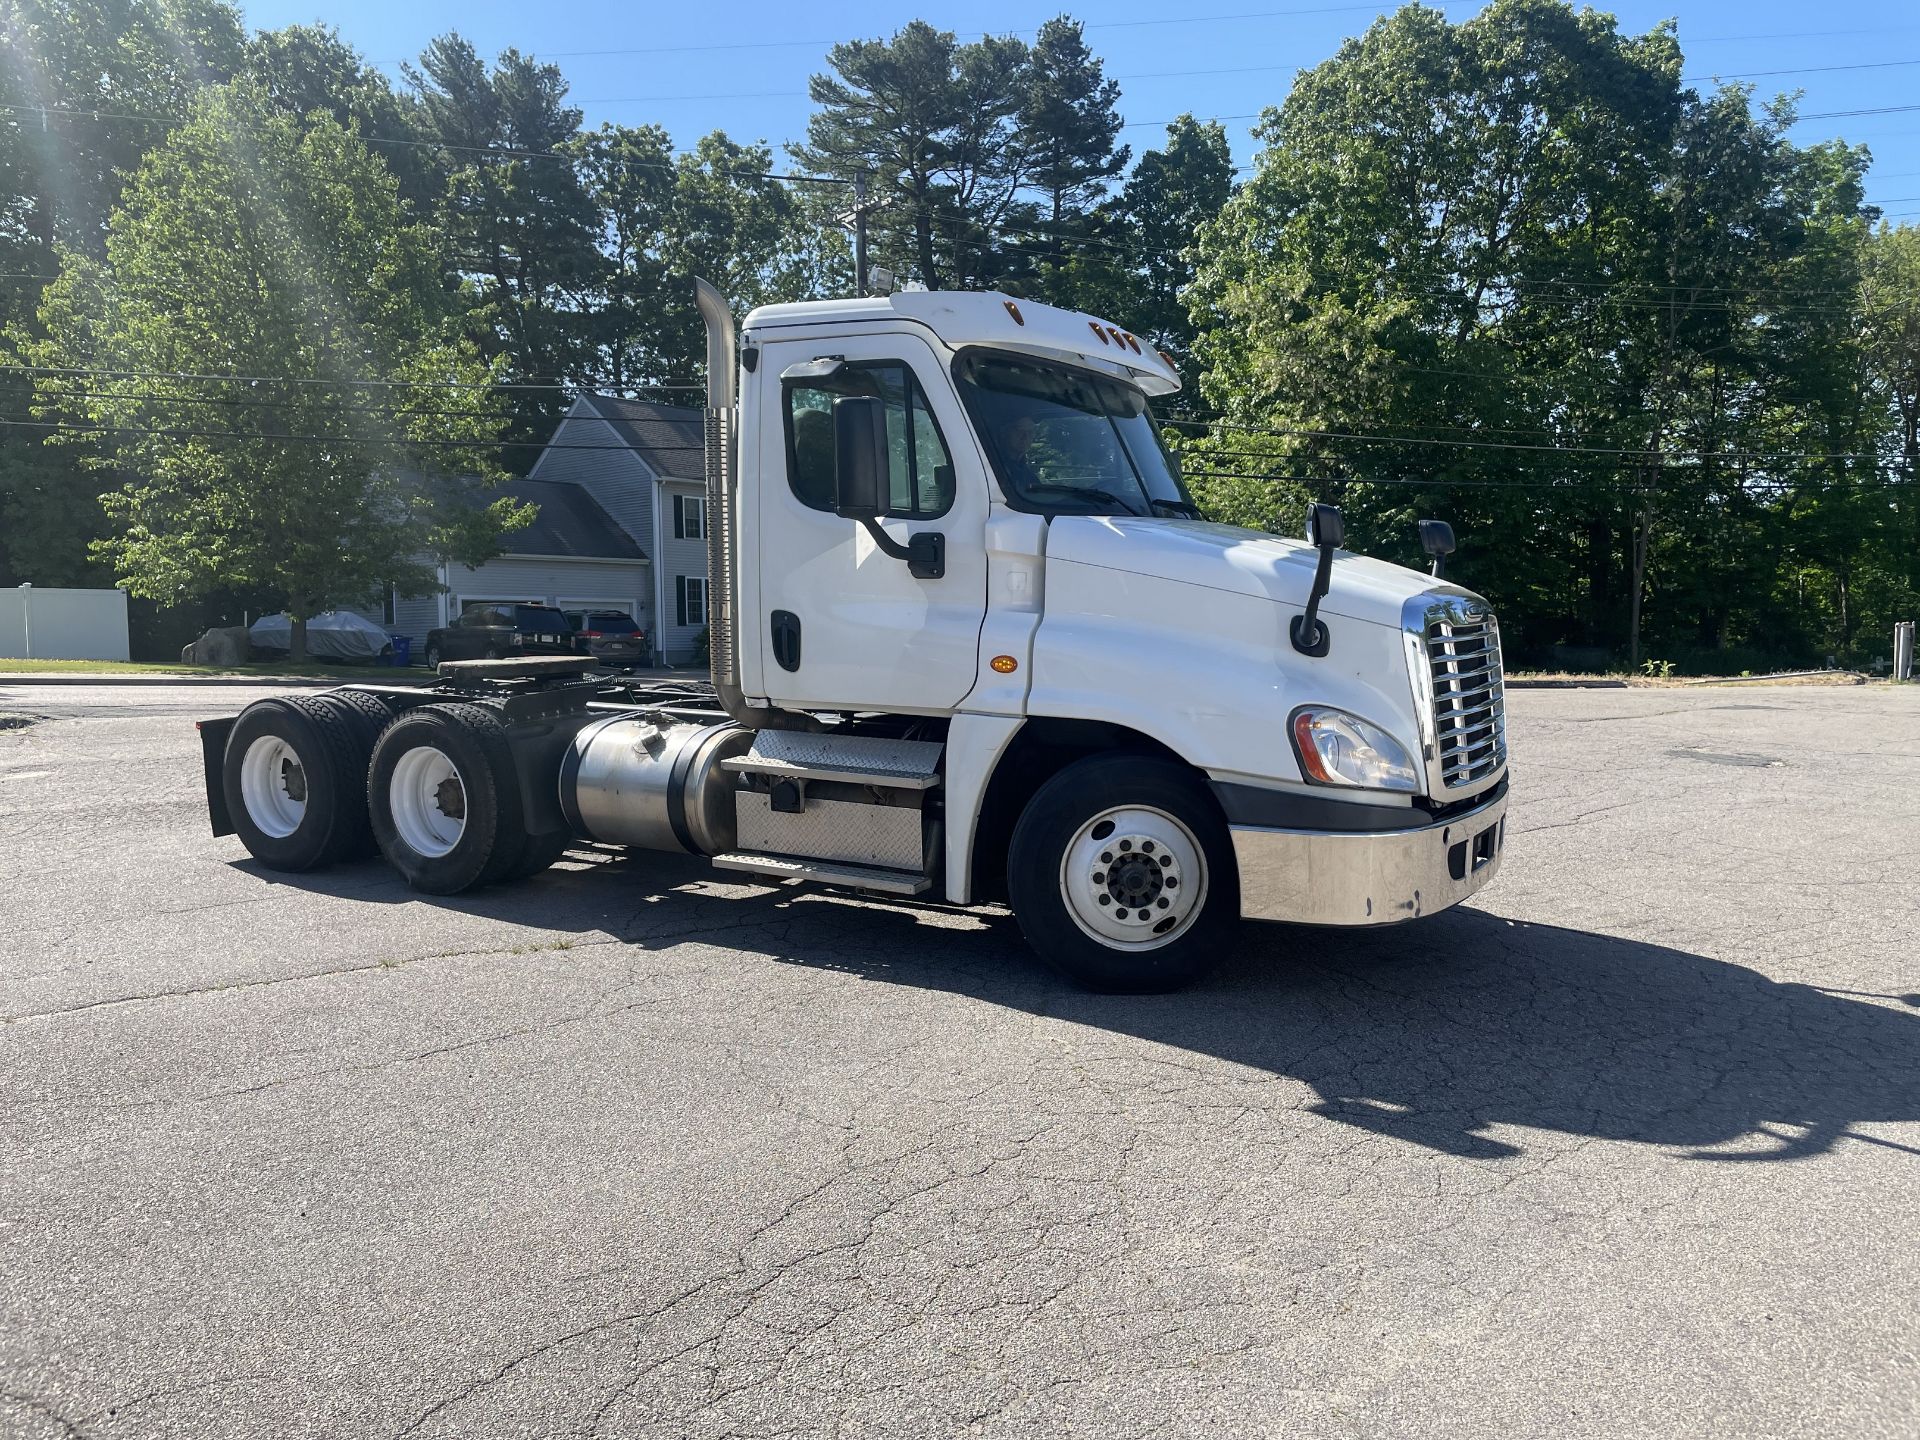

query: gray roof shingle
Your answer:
[584,394,705,481]
[499,478,645,561]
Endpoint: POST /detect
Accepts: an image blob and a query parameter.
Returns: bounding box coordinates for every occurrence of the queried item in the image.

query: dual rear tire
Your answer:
[222,696,570,892]
[224,693,395,870]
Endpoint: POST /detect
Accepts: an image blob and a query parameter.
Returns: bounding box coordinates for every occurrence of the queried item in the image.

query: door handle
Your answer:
[771,610,802,671]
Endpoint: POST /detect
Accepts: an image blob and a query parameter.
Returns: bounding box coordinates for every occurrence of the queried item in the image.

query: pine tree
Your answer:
[1017,16,1128,297]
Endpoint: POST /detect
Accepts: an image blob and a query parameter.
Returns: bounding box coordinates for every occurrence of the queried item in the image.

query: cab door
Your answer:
[754,331,988,713]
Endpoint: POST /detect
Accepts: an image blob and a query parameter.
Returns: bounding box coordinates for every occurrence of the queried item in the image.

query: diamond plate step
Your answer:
[710,852,931,895]
[721,731,943,790]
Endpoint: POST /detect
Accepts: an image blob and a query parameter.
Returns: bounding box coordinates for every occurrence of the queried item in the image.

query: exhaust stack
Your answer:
[694,278,813,732]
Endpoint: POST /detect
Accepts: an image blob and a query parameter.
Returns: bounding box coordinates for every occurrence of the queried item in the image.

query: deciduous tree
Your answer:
[19,83,527,661]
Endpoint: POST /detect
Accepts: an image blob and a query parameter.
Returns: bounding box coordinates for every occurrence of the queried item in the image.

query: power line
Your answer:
[1178,465,1920,494]
[7,413,1905,484]
[0,103,853,186]
[1160,414,1893,462]
[0,415,702,452]
[0,360,700,391]
[574,54,1920,110]
[1682,58,1920,82]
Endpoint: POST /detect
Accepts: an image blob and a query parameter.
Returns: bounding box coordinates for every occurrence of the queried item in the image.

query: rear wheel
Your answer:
[423,643,442,671]
[222,697,365,871]
[304,691,396,860]
[369,703,527,894]
[1007,753,1239,993]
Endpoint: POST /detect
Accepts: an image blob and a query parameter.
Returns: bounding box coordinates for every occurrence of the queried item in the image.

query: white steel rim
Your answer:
[240,734,308,838]
[389,745,467,858]
[1059,804,1207,950]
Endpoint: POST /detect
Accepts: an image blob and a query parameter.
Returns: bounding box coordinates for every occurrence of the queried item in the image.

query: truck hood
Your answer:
[1045,516,1451,627]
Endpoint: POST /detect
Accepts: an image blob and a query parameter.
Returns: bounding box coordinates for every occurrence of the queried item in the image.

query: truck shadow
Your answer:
[240,848,1920,1165]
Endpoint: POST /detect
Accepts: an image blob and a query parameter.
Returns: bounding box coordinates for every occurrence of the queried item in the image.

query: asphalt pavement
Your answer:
[2,681,1916,1438]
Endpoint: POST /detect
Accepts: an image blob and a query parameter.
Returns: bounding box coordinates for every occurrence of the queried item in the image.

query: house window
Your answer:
[675,576,707,627]
[783,360,955,519]
[673,494,705,540]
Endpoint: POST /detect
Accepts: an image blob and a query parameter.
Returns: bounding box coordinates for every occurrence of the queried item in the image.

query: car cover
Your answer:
[248,610,394,662]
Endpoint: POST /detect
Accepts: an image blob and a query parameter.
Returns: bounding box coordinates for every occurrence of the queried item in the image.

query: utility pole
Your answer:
[853,170,870,297]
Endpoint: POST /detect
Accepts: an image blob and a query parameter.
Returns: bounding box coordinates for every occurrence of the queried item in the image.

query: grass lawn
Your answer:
[0,657,438,683]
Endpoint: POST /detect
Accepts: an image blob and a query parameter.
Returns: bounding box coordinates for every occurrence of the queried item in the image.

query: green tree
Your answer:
[407,35,604,444]
[17,82,527,661]
[0,0,247,584]
[241,23,438,216]
[794,20,1032,291]
[571,124,816,390]
[1016,16,1127,300]
[1184,0,1880,667]
[1121,116,1235,386]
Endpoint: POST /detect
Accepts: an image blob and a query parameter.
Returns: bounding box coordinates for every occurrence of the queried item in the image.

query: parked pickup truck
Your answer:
[423,603,575,670]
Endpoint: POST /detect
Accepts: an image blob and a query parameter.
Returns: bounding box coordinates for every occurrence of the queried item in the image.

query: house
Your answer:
[524,393,712,666]
[367,394,711,667]
[369,475,653,658]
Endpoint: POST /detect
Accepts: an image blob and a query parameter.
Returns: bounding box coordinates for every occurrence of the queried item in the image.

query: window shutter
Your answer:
[673,495,685,539]
[676,575,687,627]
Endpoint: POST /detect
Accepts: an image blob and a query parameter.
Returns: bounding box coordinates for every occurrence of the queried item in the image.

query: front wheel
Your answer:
[1007,754,1239,993]
[423,643,441,671]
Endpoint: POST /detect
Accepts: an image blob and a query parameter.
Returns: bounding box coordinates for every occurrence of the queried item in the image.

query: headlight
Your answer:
[1289,706,1419,792]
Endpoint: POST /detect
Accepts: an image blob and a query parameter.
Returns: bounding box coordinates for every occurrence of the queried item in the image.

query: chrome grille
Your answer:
[1425,613,1506,790]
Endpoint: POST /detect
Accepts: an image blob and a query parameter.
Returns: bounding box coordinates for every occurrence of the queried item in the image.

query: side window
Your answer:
[784,361,955,519]
[672,494,705,539]
[675,576,708,627]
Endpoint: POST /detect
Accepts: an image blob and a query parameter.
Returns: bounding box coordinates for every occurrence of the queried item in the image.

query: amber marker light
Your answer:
[1291,710,1335,783]
[1004,299,1025,325]
[1088,321,1110,344]
[990,655,1019,674]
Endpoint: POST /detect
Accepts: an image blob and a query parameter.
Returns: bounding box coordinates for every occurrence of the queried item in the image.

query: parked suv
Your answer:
[564,609,648,668]
[424,603,575,669]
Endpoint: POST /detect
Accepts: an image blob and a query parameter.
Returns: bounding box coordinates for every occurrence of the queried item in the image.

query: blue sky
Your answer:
[237,0,1920,220]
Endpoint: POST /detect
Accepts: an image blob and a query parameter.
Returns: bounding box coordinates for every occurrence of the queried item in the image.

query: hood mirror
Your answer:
[1291,502,1344,658]
[1419,518,1456,579]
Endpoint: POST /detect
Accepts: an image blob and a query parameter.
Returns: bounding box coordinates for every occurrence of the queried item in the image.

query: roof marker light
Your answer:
[1088,321,1110,345]
[1004,300,1025,326]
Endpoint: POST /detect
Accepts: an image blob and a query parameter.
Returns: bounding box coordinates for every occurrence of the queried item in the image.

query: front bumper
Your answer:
[1231,788,1507,926]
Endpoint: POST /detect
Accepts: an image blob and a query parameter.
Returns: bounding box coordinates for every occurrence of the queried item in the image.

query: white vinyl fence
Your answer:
[0,586,130,662]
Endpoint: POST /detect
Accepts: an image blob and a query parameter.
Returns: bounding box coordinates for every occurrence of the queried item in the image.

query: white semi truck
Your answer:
[197,281,1508,991]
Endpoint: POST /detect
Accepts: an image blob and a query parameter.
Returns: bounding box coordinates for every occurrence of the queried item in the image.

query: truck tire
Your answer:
[222,697,366,872]
[424,642,442,671]
[305,691,397,860]
[368,703,528,894]
[1007,753,1239,993]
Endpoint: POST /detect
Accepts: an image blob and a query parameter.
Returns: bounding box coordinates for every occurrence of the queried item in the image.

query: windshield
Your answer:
[954,350,1197,518]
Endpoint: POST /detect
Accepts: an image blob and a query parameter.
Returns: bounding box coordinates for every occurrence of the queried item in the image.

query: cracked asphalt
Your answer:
[2,681,1917,1439]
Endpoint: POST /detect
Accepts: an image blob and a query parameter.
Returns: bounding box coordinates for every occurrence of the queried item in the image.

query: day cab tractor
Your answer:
[196,280,1508,992]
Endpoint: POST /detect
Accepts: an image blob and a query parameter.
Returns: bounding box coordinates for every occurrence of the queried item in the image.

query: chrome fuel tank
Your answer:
[560,716,750,855]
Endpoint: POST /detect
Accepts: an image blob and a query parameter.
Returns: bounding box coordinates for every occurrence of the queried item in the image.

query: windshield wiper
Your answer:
[1150,498,1204,519]
[1027,483,1144,516]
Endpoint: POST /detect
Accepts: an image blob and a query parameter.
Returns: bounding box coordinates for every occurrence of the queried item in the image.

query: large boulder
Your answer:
[181,625,252,666]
